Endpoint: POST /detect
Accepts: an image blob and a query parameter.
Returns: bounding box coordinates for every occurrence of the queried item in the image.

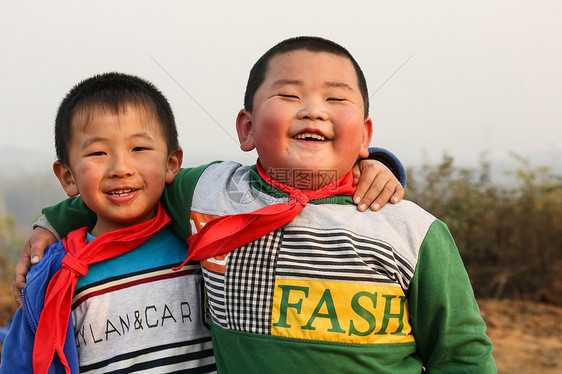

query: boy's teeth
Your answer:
[293,133,327,141]
[108,189,135,196]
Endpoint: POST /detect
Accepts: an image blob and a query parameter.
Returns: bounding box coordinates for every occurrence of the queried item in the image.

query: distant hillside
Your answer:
[0,147,65,231]
[0,146,56,177]
[406,148,562,186]
[0,173,66,229]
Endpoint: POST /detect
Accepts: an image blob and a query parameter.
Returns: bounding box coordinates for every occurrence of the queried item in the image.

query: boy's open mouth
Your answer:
[293,132,328,141]
[107,188,138,196]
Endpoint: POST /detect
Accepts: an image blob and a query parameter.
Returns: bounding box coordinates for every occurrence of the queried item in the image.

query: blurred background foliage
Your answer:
[0,214,24,284]
[407,153,562,305]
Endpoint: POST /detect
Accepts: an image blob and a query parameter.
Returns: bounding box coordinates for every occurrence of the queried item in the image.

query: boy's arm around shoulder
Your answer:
[41,149,404,237]
[37,148,403,236]
[166,155,405,225]
[407,220,497,373]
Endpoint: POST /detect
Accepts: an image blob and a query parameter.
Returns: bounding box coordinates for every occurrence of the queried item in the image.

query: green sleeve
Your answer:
[42,196,97,237]
[42,163,218,239]
[407,220,497,373]
[160,162,220,240]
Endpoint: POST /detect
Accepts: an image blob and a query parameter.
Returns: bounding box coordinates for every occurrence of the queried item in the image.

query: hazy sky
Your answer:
[1,0,561,171]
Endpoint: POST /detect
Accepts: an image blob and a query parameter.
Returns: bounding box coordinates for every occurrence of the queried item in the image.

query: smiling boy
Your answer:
[57,105,176,235]
[177,36,497,373]
[0,73,215,373]
[238,47,372,189]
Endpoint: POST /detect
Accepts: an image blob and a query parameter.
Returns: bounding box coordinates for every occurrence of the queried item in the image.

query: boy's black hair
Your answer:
[55,72,179,165]
[243,36,370,118]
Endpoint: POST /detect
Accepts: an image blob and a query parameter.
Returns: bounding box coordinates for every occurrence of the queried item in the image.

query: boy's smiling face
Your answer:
[54,104,182,236]
[237,50,373,189]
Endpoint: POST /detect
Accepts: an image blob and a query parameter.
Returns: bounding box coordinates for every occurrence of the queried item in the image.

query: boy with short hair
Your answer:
[176,36,497,372]
[0,73,215,373]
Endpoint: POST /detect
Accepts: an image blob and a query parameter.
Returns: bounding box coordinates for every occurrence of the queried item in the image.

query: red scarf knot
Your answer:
[61,253,89,277]
[290,193,310,206]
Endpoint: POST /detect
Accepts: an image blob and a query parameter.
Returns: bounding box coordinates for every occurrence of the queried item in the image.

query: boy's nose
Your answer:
[297,99,327,121]
[109,154,134,177]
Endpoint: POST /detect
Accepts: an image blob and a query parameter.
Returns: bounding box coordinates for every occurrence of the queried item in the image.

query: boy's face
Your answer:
[237,50,372,189]
[54,105,182,236]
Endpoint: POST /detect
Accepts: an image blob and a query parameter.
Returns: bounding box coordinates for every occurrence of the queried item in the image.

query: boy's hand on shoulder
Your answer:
[352,160,404,212]
[13,227,57,308]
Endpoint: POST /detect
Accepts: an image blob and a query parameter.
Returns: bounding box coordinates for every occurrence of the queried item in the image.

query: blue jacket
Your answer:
[0,240,79,373]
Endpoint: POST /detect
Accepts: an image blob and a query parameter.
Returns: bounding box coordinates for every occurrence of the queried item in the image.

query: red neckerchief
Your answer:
[174,161,356,269]
[33,203,171,374]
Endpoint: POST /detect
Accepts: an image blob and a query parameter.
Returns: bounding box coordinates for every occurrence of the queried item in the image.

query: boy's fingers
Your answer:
[390,186,405,204]
[350,163,361,186]
[366,182,394,212]
[370,183,403,211]
[353,159,404,211]
[12,227,56,308]
[353,166,379,206]
[13,272,27,308]
[356,173,390,211]
[13,241,33,308]
[30,229,56,261]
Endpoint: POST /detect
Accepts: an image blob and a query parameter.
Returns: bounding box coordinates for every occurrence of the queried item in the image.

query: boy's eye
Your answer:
[327,98,345,102]
[279,94,300,100]
[87,151,106,157]
[132,147,149,152]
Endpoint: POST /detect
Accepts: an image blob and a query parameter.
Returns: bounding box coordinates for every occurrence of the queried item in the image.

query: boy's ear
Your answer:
[358,117,374,158]
[165,148,183,184]
[53,161,79,197]
[236,109,256,152]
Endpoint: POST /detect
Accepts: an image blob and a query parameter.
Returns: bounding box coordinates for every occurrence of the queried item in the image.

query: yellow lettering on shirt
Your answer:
[271,279,414,344]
